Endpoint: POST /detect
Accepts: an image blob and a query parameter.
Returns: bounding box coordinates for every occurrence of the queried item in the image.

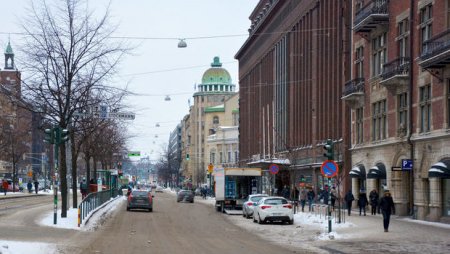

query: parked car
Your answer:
[242,194,268,218]
[127,190,154,212]
[194,187,202,196]
[155,186,164,193]
[177,189,194,203]
[0,179,20,192]
[253,196,293,225]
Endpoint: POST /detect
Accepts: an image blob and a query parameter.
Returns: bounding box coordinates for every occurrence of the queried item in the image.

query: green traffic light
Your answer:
[323,139,334,160]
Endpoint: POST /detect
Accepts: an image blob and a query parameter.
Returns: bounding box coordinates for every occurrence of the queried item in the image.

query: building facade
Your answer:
[182,57,237,186]
[236,0,352,199]
[168,123,182,186]
[344,0,450,222]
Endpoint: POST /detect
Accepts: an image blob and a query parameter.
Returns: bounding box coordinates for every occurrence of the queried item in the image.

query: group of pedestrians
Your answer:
[344,188,395,232]
[296,186,395,232]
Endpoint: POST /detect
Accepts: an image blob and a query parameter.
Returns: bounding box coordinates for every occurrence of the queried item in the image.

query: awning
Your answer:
[428,160,450,179]
[367,164,386,179]
[349,165,366,179]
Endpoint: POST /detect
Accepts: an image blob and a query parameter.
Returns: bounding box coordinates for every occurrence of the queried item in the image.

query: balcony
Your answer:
[353,0,389,33]
[341,78,365,108]
[419,29,450,69]
[380,57,410,88]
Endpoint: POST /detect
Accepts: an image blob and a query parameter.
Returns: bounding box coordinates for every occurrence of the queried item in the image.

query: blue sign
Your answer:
[269,164,279,174]
[402,159,413,171]
[321,160,339,178]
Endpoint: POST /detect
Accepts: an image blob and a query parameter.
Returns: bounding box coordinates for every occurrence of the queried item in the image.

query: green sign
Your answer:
[128,151,141,157]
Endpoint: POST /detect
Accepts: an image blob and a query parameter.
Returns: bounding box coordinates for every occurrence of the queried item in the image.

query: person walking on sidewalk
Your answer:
[344,190,354,216]
[307,188,315,211]
[299,188,307,212]
[358,190,368,216]
[330,187,337,211]
[27,180,33,193]
[379,189,395,232]
[369,189,379,215]
[2,179,8,195]
[33,180,39,194]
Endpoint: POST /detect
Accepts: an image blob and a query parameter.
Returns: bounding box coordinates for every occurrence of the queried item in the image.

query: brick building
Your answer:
[343,0,450,222]
[235,0,352,198]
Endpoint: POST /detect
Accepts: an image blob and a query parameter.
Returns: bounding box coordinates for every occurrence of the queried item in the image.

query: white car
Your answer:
[253,196,294,225]
[242,194,268,218]
[155,186,164,193]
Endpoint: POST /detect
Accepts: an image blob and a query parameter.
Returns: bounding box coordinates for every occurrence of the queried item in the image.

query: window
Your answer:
[372,100,387,141]
[372,33,387,77]
[419,85,431,132]
[397,19,409,58]
[232,112,239,126]
[228,151,232,163]
[355,46,364,78]
[356,107,364,144]
[235,151,239,163]
[210,152,215,164]
[398,93,408,131]
[213,116,219,124]
[420,4,433,53]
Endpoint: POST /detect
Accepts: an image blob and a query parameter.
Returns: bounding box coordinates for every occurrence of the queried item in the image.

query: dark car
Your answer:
[177,190,194,203]
[127,190,154,212]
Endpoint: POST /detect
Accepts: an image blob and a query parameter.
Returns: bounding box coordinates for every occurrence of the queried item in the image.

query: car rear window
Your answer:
[132,191,149,197]
[264,198,288,205]
[251,196,267,202]
[180,190,192,194]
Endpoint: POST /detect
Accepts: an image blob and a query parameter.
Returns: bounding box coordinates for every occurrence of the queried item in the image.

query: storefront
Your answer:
[428,160,450,221]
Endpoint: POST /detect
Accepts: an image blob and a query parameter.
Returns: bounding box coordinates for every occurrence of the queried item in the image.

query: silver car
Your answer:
[177,190,194,203]
[242,194,268,218]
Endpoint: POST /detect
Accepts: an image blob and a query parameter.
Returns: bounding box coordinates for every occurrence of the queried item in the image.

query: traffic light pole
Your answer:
[53,138,58,225]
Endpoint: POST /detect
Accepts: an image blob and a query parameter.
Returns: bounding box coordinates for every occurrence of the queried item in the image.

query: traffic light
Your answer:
[323,139,334,160]
[60,128,69,143]
[44,128,55,144]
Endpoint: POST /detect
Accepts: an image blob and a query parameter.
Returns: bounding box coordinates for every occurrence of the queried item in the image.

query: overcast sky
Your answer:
[0,0,259,161]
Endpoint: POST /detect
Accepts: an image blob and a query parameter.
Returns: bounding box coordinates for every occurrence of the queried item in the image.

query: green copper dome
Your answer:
[5,41,13,54]
[201,57,232,84]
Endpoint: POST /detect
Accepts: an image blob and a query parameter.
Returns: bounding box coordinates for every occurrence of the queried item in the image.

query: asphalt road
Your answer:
[73,191,297,254]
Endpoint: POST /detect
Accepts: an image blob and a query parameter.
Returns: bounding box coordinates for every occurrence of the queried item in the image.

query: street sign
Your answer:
[128,151,141,157]
[269,164,279,174]
[402,159,413,170]
[321,160,339,178]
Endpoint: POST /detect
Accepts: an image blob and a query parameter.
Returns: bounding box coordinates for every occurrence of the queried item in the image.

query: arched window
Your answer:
[213,116,219,124]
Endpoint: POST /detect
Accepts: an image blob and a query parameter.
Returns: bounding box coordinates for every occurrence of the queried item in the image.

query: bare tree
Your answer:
[18,0,129,217]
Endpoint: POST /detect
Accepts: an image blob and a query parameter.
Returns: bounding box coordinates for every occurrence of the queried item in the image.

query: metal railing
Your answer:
[311,204,347,224]
[78,188,121,226]
[421,29,450,60]
[381,57,410,80]
[343,78,365,97]
[354,0,389,26]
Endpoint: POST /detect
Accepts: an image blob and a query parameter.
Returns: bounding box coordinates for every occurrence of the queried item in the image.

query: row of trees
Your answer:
[1,0,132,217]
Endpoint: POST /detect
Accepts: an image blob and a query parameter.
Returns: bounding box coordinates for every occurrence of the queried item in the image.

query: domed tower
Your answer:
[4,41,15,70]
[187,56,237,186]
[195,56,236,96]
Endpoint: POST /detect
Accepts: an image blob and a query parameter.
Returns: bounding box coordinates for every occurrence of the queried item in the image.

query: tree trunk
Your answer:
[71,133,78,208]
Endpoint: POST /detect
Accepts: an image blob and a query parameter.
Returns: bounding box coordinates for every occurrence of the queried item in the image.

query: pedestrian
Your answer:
[369,189,379,215]
[319,185,330,205]
[299,188,307,212]
[307,188,315,211]
[379,189,395,232]
[80,179,88,199]
[34,180,39,194]
[358,189,368,216]
[282,185,290,200]
[330,187,337,211]
[27,180,33,193]
[344,190,355,216]
[2,179,8,195]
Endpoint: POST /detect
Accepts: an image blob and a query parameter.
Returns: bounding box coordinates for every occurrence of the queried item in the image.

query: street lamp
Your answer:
[177,39,187,48]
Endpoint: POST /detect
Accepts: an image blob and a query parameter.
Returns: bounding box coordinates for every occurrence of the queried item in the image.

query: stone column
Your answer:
[391,171,408,216]
[352,178,360,208]
[366,178,376,196]
[428,178,442,221]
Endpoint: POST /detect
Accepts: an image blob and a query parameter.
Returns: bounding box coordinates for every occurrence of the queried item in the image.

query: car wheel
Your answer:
[148,208,153,212]
[253,215,257,223]
[288,219,294,225]
[190,200,194,203]
[257,213,264,224]
[246,212,251,219]
[126,207,130,211]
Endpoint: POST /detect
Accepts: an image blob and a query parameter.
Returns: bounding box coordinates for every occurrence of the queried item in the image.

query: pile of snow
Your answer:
[0,241,56,254]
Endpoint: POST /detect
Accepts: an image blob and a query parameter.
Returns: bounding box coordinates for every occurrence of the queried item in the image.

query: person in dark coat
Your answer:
[27,180,33,193]
[307,188,316,211]
[319,185,330,205]
[358,190,368,216]
[33,180,39,194]
[369,189,379,215]
[330,187,337,211]
[281,185,290,200]
[344,190,355,216]
[379,190,395,232]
